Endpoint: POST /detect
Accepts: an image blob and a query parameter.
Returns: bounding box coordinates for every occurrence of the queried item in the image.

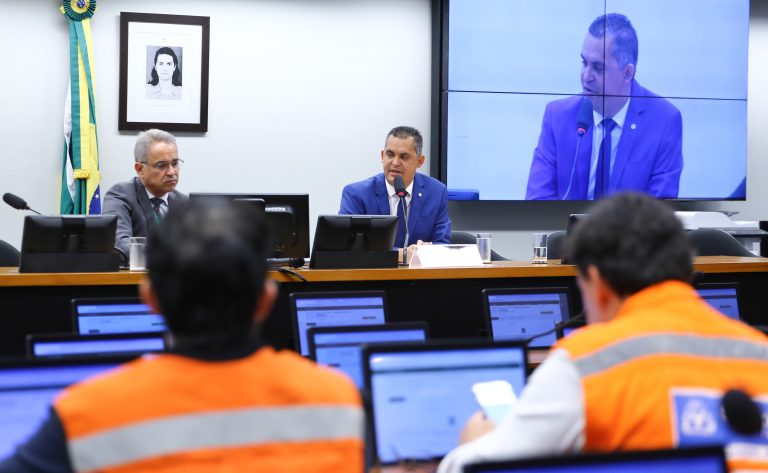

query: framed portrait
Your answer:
[118,12,210,132]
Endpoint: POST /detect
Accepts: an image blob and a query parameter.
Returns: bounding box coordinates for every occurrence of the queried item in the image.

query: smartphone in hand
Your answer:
[471,380,518,425]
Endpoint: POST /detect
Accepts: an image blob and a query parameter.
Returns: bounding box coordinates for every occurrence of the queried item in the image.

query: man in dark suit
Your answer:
[103,129,187,262]
[339,126,451,255]
[525,13,683,200]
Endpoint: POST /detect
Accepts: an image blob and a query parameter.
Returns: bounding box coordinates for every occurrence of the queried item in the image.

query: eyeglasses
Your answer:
[139,158,184,172]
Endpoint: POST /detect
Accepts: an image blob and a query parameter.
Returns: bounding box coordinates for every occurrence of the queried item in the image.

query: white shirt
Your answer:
[437,349,585,473]
[385,179,413,218]
[587,98,631,200]
[145,189,169,217]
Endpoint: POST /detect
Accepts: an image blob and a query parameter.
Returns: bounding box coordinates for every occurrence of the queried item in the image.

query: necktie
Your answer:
[594,118,617,200]
[395,192,409,248]
[150,197,164,224]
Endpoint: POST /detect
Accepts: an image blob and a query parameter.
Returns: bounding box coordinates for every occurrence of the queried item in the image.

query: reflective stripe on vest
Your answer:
[68,404,364,473]
[574,334,768,378]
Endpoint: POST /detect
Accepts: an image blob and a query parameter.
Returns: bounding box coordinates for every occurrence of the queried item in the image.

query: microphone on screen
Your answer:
[562,99,595,200]
[3,193,41,215]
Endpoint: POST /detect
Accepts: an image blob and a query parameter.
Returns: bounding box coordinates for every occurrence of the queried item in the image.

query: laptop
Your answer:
[482,287,572,348]
[289,291,387,356]
[695,282,741,320]
[27,332,167,359]
[0,356,132,459]
[363,340,528,465]
[308,322,429,387]
[72,297,166,335]
[464,446,728,473]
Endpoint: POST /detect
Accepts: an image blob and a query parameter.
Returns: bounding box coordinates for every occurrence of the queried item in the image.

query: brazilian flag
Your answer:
[60,0,101,215]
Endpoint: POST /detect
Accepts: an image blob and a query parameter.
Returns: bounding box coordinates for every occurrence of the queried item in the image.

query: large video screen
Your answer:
[443,0,749,201]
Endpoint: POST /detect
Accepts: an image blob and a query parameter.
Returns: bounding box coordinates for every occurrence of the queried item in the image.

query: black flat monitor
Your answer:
[310,215,398,269]
[696,282,741,320]
[0,355,132,459]
[289,290,388,357]
[483,287,572,348]
[72,297,167,335]
[189,193,310,259]
[27,332,167,358]
[19,215,119,273]
[464,446,728,473]
[308,322,429,388]
[363,340,528,465]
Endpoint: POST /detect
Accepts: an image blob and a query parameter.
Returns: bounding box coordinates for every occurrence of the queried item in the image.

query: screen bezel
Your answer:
[694,281,741,320]
[71,297,160,335]
[26,332,168,358]
[307,321,429,361]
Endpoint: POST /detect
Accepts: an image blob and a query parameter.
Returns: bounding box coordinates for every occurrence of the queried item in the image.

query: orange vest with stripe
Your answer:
[555,281,768,471]
[55,347,364,473]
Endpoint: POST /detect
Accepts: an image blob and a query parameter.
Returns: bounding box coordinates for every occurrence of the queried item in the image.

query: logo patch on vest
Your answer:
[671,389,768,458]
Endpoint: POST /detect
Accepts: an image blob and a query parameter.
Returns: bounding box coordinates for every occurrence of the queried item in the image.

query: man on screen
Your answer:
[525,13,682,200]
[339,126,451,255]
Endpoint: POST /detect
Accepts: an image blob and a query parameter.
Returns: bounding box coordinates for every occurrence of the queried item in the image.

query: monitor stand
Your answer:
[310,250,398,269]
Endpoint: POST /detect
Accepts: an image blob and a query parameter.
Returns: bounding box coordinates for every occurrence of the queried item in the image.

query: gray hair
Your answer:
[134,129,177,163]
[588,13,638,71]
[386,126,424,156]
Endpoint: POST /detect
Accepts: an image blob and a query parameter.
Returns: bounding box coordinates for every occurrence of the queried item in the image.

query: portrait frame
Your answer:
[118,12,210,132]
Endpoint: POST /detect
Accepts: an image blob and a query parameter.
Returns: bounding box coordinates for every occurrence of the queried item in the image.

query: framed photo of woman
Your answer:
[118,12,210,132]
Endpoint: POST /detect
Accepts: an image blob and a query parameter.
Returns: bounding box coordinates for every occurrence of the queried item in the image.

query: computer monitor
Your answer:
[0,356,131,459]
[289,291,388,356]
[189,193,310,259]
[72,297,167,335]
[363,340,528,465]
[27,332,167,358]
[19,215,119,273]
[483,287,572,348]
[307,322,429,387]
[309,215,398,269]
[696,282,741,320]
[464,446,728,473]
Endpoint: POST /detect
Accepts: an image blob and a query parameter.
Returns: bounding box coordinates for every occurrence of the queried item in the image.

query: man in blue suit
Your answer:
[526,13,682,200]
[339,126,451,253]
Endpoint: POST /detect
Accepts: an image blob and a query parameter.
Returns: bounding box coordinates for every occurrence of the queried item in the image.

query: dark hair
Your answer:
[146,200,272,338]
[564,193,693,296]
[148,47,182,87]
[386,126,424,156]
[588,13,638,72]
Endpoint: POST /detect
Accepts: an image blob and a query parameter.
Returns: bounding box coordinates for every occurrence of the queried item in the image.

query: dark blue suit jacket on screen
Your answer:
[525,81,683,200]
[339,173,451,247]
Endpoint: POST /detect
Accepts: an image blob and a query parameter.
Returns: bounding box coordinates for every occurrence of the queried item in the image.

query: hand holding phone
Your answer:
[472,380,518,425]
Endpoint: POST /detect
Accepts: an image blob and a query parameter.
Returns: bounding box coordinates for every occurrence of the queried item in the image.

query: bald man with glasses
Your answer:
[103,129,188,263]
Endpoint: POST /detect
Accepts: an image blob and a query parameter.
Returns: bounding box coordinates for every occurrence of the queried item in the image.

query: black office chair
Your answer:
[450,231,508,261]
[687,228,755,257]
[0,239,20,266]
[546,230,566,261]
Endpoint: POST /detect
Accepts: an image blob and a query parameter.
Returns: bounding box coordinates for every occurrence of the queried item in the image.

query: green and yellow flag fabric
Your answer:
[60,0,101,214]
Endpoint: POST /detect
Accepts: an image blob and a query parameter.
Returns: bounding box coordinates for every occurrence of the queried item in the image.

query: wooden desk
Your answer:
[1,256,766,357]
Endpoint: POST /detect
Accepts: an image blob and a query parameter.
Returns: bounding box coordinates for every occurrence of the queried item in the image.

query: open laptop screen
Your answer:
[290,291,387,356]
[464,446,727,473]
[0,357,130,459]
[483,288,571,348]
[696,283,740,320]
[364,341,527,465]
[28,333,166,359]
[308,322,428,387]
[72,298,166,335]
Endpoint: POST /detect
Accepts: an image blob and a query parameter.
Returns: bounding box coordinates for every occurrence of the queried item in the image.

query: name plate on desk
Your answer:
[409,244,484,268]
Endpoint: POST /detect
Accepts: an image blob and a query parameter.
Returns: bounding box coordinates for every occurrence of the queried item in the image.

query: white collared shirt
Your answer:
[385,179,414,218]
[145,189,169,217]
[587,98,631,200]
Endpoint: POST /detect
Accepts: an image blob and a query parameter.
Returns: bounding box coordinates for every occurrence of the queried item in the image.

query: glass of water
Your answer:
[476,233,492,263]
[532,232,548,264]
[129,237,147,271]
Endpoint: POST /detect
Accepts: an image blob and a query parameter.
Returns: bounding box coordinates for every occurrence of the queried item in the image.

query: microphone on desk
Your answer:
[524,311,586,346]
[394,175,410,265]
[3,193,41,215]
[562,99,594,200]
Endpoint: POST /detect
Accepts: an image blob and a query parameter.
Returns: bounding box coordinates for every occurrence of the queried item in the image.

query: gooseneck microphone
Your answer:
[394,175,410,265]
[3,193,41,215]
[562,99,595,200]
[524,311,586,346]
